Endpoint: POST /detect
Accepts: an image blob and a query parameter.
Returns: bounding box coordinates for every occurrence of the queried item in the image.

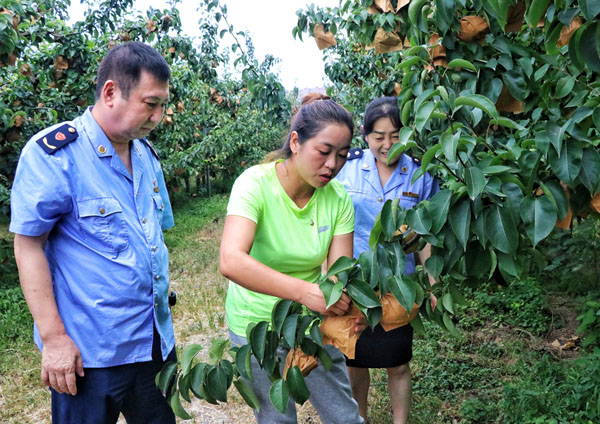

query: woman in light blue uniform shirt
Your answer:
[336,97,438,424]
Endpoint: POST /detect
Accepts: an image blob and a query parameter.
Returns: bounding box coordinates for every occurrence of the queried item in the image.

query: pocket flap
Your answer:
[152,194,164,210]
[78,198,123,218]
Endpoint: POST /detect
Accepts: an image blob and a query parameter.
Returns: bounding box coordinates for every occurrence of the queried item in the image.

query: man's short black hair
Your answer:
[95,42,170,100]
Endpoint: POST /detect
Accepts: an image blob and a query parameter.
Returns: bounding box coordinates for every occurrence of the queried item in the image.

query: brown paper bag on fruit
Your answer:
[314,24,336,50]
[458,16,488,43]
[379,292,420,331]
[320,304,363,359]
[283,347,319,379]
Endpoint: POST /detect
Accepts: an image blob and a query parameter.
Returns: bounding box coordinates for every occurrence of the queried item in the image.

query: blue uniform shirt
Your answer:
[337,149,438,273]
[10,108,175,367]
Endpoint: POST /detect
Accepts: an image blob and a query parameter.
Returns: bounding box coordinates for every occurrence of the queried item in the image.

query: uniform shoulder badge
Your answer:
[140,138,160,160]
[35,124,78,154]
[346,147,363,160]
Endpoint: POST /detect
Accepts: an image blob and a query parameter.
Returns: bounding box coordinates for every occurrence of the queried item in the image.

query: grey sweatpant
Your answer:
[230,331,364,424]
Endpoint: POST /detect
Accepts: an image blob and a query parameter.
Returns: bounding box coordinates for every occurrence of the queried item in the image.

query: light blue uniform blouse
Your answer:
[10,108,175,367]
[336,149,438,274]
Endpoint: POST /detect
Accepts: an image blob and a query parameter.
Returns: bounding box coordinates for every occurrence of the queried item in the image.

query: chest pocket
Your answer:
[77,197,129,254]
[152,194,165,228]
[399,194,419,210]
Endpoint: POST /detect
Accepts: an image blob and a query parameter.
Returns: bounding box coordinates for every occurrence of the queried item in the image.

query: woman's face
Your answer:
[365,117,400,167]
[291,123,351,188]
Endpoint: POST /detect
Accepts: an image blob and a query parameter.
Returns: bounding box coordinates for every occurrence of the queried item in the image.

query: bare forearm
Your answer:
[220,250,307,302]
[14,234,66,341]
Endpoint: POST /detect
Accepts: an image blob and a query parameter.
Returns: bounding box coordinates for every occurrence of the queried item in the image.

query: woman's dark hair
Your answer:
[95,42,171,100]
[362,96,401,141]
[277,93,354,159]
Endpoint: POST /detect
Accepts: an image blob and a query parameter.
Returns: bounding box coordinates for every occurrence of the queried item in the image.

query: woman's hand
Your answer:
[300,282,352,316]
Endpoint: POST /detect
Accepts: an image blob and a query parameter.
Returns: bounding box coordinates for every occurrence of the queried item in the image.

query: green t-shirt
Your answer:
[225,160,355,336]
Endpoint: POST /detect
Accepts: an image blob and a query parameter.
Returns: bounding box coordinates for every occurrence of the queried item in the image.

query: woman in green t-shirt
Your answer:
[220,93,364,423]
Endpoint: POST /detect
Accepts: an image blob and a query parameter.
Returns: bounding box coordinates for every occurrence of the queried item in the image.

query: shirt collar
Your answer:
[81,107,115,158]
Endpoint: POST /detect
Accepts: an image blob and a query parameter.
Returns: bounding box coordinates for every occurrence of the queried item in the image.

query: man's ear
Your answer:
[100,80,118,106]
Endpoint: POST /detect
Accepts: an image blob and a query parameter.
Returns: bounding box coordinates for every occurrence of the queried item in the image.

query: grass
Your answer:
[1,196,597,423]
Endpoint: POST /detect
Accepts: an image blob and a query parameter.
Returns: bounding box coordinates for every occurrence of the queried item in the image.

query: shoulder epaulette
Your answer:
[140,138,160,160]
[347,148,363,160]
[35,124,78,154]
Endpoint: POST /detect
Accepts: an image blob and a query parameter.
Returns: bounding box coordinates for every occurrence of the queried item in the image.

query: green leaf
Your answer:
[388,275,416,313]
[181,344,203,376]
[209,339,229,364]
[580,0,600,20]
[425,255,444,279]
[486,204,518,254]
[346,279,380,308]
[428,190,452,234]
[325,256,356,278]
[440,130,459,163]
[235,344,253,382]
[272,300,294,335]
[454,95,499,120]
[206,366,228,402]
[568,25,586,71]
[381,198,399,240]
[179,373,192,403]
[579,148,600,194]
[442,313,460,337]
[502,69,528,101]
[449,283,467,305]
[309,322,323,346]
[449,199,471,251]
[156,360,178,393]
[519,195,557,247]
[296,315,314,345]
[489,117,525,131]
[385,242,406,277]
[249,321,268,363]
[269,379,290,414]
[465,167,486,200]
[526,0,550,27]
[544,180,570,220]
[442,292,455,314]
[169,390,193,420]
[415,102,439,133]
[580,22,600,74]
[286,366,311,404]
[420,144,441,173]
[358,249,379,289]
[548,139,583,185]
[555,75,576,99]
[497,251,519,277]
[406,206,432,234]
[190,363,207,399]
[282,314,299,348]
[369,217,383,249]
[234,379,260,410]
[410,314,425,335]
[414,89,438,112]
[447,59,477,72]
[317,346,333,372]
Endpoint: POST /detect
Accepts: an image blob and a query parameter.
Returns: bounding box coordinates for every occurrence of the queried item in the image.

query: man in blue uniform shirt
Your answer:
[10,42,176,423]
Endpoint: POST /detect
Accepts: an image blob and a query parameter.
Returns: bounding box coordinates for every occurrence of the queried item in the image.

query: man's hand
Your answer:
[41,334,84,395]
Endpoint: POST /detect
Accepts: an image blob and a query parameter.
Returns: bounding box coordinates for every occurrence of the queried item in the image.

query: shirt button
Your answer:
[154,275,160,280]
[152,245,157,251]
[142,217,146,223]
[378,198,383,202]
[154,303,158,308]
[99,208,105,214]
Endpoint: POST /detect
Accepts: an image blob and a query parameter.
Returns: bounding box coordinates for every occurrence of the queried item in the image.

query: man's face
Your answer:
[110,70,169,144]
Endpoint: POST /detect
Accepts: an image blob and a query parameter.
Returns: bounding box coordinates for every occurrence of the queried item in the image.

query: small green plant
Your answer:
[459,278,552,336]
[577,301,600,349]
